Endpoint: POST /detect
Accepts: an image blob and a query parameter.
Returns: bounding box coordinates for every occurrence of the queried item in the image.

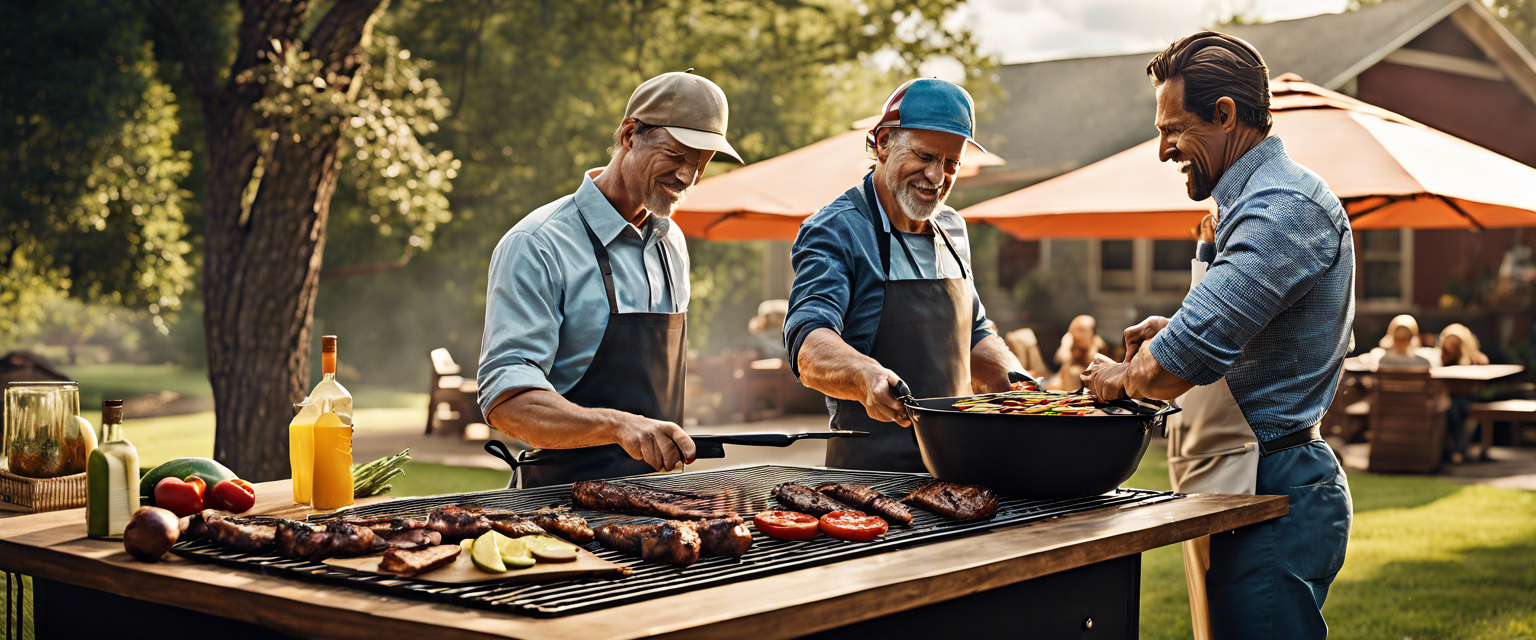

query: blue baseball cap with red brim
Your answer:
[865,78,986,153]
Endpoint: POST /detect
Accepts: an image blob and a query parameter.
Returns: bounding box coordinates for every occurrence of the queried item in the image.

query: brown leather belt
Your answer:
[1257,424,1323,456]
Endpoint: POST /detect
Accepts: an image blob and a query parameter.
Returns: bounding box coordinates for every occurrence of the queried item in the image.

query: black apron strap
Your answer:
[579,215,620,314]
[931,222,970,281]
[864,173,964,280]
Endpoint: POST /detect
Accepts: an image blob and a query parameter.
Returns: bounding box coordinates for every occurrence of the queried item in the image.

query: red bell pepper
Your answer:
[209,478,257,514]
[154,477,205,517]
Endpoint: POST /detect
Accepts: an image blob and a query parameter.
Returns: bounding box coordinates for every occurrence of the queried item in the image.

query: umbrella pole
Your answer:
[1438,196,1485,232]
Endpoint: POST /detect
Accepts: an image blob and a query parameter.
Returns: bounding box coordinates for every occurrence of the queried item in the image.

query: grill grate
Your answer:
[170,465,1180,617]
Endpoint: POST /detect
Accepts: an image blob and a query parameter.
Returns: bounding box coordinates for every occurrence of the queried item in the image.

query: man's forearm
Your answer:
[486,389,622,448]
[797,328,884,401]
[1123,348,1195,400]
[971,333,1022,393]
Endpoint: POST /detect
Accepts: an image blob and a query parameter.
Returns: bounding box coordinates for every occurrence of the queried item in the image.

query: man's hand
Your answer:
[1080,354,1129,400]
[858,365,910,427]
[609,415,697,472]
[1123,316,1171,363]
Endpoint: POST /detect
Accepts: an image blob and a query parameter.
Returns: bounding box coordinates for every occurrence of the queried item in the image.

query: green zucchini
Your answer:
[139,457,238,506]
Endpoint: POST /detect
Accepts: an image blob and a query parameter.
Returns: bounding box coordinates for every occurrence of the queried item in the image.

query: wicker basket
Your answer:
[0,469,88,512]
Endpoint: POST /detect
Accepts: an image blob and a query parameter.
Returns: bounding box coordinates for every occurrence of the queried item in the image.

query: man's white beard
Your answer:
[644,188,685,218]
[886,171,944,222]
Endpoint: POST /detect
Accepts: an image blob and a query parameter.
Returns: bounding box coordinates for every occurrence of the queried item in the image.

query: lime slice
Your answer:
[471,532,507,573]
[494,533,537,569]
[532,546,578,562]
[520,534,575,551]
[460,537,475,552]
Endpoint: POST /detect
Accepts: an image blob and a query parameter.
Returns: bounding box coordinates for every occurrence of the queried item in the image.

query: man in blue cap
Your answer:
[783,79,1024,472]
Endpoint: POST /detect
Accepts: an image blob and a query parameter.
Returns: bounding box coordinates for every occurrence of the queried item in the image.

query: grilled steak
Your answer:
[686,517,752,558]
[379,544,461,576]
[902,481,999,521]
[594,521,702,567]
[488,516,547,539]
[274,520,386,559]
[203,513,277,551]
[427,506,492,541]
[377,528,442,549]
[573,480,730,520]
[816,483,913,526]
[772,483,851,517]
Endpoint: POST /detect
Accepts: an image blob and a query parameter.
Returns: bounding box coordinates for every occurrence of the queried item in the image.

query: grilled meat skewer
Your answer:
[380,545,461,576]
[902,480,999,521]
[772,483,852,517]
[594,521,702,567]
[687,517,753,558]
[573,480,730,520]
[816,483,913,526]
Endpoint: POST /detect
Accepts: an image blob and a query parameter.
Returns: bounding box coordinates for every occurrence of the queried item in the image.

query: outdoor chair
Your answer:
[427,348,484,437]
[1366,368,1447,473]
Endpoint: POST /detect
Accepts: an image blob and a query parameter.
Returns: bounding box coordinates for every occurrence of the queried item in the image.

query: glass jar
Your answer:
[4,382,96,478]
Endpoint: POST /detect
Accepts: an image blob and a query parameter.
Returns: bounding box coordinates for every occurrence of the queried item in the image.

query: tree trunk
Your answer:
[186,0,384,481]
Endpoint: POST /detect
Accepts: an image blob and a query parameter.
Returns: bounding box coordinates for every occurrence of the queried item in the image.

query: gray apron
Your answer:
[825,175,972,472]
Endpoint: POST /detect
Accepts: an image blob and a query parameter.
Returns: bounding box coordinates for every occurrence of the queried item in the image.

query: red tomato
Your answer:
[153,477,205,517]
[819,511,888,542]
[209,478,257,514]
[752,510,821,540]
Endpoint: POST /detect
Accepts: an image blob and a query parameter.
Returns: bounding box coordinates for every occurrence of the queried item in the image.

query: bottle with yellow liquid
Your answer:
[311,409,353,510]
[293,335,353,507]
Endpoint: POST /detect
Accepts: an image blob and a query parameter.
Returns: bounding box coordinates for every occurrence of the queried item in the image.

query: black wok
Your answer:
[896,382,1180,499]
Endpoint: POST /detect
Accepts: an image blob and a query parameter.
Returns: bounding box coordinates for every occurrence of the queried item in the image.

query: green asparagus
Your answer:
[352,449,411,497]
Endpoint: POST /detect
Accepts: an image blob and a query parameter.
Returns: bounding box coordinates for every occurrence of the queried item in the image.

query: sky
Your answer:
[955,0,1355,64]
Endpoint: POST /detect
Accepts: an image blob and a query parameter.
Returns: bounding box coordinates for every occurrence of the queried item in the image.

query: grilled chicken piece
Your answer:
[573,480,730,520]
[594,521,702,567]
[526,509,595,545]
[816,483,913,526]
[427,506,492,541]
[377,528,442,550]
[379,545,461,576]
[902,481,999,521]
[203,513,277,551]
[488,516,547,539]
[686,516,752,558]
[772,484,852,517]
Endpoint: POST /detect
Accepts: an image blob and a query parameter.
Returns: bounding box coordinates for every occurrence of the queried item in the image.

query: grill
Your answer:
[170,465,1181,617]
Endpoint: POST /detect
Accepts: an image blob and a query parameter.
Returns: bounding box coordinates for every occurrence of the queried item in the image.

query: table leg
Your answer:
[31,577,300,640]
[1480,416,1495,462]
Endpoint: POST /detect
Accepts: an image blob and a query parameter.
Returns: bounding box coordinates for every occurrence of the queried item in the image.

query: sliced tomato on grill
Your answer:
[819,511,888,542]
[752,510,821,540]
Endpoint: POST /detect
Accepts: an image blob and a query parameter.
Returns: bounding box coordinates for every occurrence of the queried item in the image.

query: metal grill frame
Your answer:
[170,465,1181,617]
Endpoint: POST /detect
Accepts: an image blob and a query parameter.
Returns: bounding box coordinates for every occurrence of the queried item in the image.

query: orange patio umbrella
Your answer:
[673,116,1005,240]
[962,74,1536,239]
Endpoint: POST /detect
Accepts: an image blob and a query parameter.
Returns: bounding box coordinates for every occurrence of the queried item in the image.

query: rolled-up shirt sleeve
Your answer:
[784,217,853,377]
[1149,198,1340,386]
[477,230,564,415]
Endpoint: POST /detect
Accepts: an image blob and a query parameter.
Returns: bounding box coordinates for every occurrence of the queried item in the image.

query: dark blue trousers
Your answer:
[1207,441,1352,639]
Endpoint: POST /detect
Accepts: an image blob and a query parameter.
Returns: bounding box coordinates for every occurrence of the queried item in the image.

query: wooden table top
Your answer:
[1342,358,1525,381]
[0,477,1286,640]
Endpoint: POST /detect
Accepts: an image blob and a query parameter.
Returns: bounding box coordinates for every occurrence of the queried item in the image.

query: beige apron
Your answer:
[1168,255,1258,640]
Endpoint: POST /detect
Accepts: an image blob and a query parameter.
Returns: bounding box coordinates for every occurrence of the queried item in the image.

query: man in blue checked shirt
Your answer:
[1083,33,1353,640]
[784,78,1025,473]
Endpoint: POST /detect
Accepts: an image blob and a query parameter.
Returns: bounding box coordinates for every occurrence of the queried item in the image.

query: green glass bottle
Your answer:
[86,400,140,539]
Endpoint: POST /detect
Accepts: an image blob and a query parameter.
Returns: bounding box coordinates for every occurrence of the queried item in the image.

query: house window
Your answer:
[1089,239,1196,299]
[1357,229,1413,306]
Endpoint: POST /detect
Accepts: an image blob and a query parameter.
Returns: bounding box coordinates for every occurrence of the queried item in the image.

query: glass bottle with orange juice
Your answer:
[293,335,354,508]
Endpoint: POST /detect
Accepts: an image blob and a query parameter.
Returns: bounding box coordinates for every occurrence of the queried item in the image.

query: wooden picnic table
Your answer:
[0,477,1286,639]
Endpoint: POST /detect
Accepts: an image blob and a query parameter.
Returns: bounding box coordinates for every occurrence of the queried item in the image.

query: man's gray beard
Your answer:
[644,189,685,218]
[885,172,943,222]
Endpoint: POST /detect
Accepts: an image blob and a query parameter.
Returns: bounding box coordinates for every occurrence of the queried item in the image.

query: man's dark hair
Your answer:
[609,118,665,155]
[1147,31,1272,133]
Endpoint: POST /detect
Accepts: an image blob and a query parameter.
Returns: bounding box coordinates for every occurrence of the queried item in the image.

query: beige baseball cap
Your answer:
[624,70,742,163]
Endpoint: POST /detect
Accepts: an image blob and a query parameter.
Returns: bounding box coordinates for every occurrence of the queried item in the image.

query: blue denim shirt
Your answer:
[783,175,995,376]
[1148,137,1355,442]
[477,169,689,415]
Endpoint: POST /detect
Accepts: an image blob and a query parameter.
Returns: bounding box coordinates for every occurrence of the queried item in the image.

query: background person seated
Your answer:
[1424,323,1489,464]
[1051,315,1108,392]
[1004,327,1051,381]
[1370,314,1431,369]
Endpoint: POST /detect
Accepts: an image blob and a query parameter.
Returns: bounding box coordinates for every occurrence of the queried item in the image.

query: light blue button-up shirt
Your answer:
[477,169,690,415]
[1148,137,1354,442]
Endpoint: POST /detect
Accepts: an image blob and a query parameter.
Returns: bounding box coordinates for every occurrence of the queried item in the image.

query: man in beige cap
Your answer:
[477,70,741,487]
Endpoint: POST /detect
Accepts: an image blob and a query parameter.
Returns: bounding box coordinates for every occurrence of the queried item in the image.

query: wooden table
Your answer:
[0,479,1285,639]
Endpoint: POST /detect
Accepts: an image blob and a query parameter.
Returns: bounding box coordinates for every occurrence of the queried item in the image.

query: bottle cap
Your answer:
[103,400,123,423]
[322,335,337,354]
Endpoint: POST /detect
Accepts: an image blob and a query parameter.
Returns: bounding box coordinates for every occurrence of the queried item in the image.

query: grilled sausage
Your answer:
[816,483,913,526]
[771,483,851,517]
[686,516,753,558]
[594,521,702,567]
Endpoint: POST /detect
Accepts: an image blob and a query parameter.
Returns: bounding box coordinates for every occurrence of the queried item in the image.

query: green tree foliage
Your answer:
[0,1,193,343]
[316,0,997,385]
[1488,0,1536,55]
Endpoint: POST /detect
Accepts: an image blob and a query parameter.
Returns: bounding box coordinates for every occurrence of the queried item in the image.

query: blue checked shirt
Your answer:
[1148,137,1355,442]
